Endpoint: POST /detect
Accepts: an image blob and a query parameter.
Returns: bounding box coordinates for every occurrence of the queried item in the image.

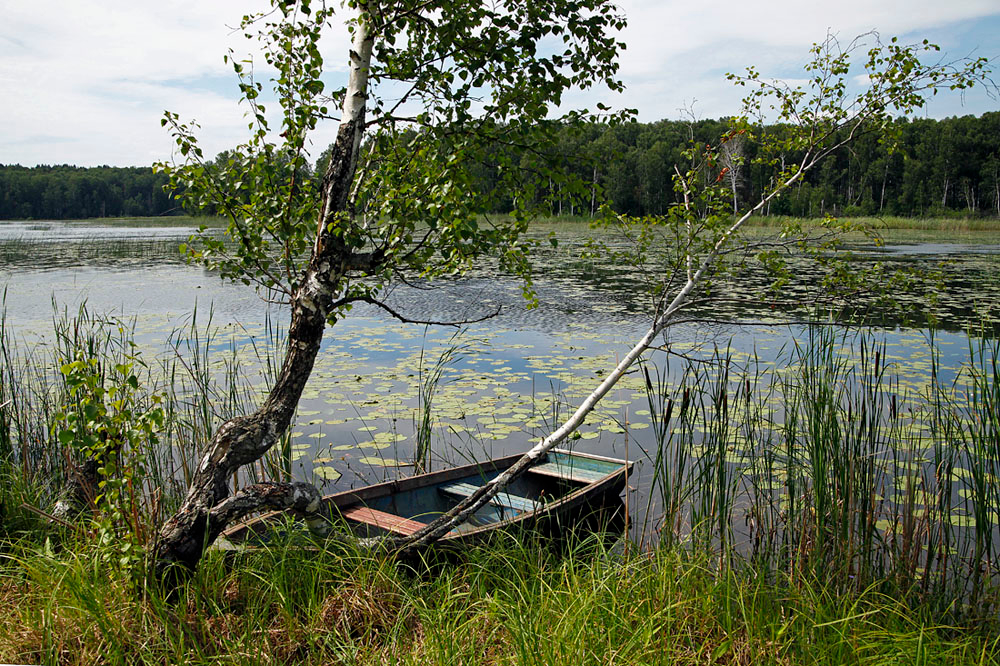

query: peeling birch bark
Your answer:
[153,17,375,577]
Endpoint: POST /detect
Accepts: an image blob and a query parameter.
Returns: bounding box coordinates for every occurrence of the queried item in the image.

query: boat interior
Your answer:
[332,450,625,538]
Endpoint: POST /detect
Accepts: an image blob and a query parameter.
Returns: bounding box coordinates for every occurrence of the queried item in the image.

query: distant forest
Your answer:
[2,112,998,220]
[0,165,178,220]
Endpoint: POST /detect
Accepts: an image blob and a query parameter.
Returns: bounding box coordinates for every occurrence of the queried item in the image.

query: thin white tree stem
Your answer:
[391,153,816,549]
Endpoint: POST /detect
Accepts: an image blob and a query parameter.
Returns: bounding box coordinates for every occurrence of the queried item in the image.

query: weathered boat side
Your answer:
[220,448,632,548]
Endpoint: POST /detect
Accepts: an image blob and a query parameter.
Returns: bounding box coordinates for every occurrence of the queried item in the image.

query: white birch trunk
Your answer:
[155,14,376,576]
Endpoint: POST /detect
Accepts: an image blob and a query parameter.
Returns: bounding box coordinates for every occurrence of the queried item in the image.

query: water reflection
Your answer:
[1,221,999,532]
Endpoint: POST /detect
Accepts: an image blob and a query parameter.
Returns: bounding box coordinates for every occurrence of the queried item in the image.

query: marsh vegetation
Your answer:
[2,218,1000,661]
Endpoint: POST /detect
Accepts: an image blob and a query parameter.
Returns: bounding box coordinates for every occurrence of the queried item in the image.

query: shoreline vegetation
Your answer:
[3,536,999,665]
[0,215,227,228]
[2,302,1000,663]
[4,213,1000,233]
[2,9,997,661]
[4,113,1000,224]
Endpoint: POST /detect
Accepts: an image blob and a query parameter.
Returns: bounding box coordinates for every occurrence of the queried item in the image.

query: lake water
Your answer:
[3,218,1000,538]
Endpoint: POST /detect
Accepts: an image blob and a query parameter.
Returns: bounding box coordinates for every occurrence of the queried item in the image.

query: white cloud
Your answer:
[0,0,355,166]
[618,0,998,75]
[1,0,997,166]
[613,0,1000,121]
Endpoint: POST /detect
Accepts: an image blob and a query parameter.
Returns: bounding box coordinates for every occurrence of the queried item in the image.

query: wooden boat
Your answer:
[220,448,632,548]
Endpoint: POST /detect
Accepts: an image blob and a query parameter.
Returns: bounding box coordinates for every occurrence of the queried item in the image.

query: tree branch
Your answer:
[209,481,323,531]
[332,295,501,327]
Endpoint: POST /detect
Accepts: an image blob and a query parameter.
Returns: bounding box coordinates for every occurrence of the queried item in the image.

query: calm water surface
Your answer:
[3,218,1000,527]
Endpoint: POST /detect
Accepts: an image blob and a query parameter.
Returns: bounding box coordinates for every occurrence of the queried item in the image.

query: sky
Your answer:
[1,0,998,168]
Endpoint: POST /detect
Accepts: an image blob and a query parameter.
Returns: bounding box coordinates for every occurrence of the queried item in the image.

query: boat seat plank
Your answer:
[529,461,607,484]
[340,505,425,536]
[440,482,537,513]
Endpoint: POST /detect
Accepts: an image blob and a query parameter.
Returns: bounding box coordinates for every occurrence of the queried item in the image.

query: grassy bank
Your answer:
[742,214,1000,233]
[6,213,1000,234]
[3,304,1000,663]
[514,213,1000,234]
[2,535,999,665]
[78,216,226,229]
[0,215,226,228]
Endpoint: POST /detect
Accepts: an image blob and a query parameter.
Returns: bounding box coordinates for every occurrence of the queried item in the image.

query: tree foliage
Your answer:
[157,0,629,304]
[151,0,630,575]
[54,345,165,569]
[0,165,177,220]
[590,33,994,318]
[5,112,1000,222]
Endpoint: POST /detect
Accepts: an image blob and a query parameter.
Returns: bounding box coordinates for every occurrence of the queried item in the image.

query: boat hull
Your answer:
[221,448,632,548]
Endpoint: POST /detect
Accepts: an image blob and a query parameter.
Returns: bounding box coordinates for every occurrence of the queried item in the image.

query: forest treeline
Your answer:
[0,165,177,220]
[506,111,1000,219]
[2,112,998,220]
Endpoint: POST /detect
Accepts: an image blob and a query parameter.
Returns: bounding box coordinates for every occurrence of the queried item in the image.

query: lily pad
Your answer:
[313,466,342,481]
[358,456,401,467]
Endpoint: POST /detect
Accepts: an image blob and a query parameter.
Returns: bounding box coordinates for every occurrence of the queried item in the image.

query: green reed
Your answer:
[0,301,295,554]
[3,531,998,665]
[413,329,470,473]
[638,324,1000,620]
[157,304,295,490]
[958,327,1000,603]
[3,303,1000,660]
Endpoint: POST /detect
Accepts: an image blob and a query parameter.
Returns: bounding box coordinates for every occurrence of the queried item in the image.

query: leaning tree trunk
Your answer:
[153,21,375,578]
[381,162,812,552]
[155,78,812,572]
[52,457,102,519]
[153,9,846,575]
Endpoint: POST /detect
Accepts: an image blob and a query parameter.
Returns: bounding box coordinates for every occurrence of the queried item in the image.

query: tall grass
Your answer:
[159,306,290,488]
[3,299,1000,661]
[413,330,470,473]
[742,214,1000,232]
[2,532,998,665]
[0,302,290,554]
[637,325,1000,620]
[54,215,227,228]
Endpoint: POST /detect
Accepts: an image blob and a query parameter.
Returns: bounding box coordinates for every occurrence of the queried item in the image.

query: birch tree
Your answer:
[153,0,628,576]
[155,6,990,574]
[717,128,745,213]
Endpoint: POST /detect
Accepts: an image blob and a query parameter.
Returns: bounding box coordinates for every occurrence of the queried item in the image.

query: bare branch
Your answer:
[332,295,501,327]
